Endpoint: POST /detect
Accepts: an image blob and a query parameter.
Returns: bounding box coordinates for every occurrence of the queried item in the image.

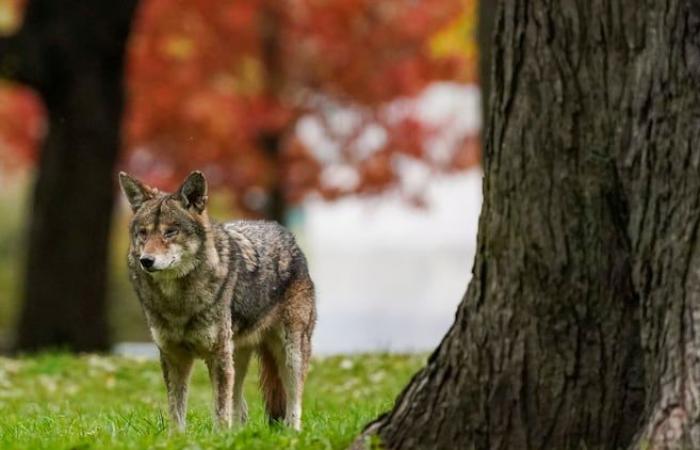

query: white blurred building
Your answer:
[301,170,482,354]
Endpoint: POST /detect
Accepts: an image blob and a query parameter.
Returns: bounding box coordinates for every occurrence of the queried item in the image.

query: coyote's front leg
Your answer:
[159,349,194,432]
[206,335,234,429]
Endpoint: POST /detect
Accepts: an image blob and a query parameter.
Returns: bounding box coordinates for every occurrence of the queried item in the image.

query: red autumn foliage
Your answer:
[124,0,477,215]
[0,0,478,210]
[0,83,44,174]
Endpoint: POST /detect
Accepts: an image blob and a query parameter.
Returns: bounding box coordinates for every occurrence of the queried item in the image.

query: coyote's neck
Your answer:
[203,223,227,278]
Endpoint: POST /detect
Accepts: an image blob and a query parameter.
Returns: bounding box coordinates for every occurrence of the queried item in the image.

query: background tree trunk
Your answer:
[259,132,288,224]
[477,0,496,129]
[0,0,138,352]
[354,1,664,448]
[259,1,288,225]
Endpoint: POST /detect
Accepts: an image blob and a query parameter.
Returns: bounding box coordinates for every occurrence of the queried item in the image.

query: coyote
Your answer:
[118,171,316,431]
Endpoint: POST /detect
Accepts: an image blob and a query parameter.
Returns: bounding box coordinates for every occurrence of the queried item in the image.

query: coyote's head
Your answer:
[118,171,209,277]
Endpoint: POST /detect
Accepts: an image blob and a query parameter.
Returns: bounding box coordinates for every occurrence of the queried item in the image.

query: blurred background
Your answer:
[0,0,492,355]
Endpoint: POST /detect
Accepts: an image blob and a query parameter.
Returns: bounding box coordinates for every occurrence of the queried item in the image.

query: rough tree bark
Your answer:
[624,1,700,448]
[355,1,700,449]
[0,0,138,352]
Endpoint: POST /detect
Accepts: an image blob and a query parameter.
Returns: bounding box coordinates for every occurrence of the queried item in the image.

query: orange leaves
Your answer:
[287,0,471,103]
[357,150,396,193]
[161,35,195,61]
[280,136,321,203]
[0,0,43,175]
[0,0,24,35]
[122,0,479,216]
[0,82,44,172]
[0,0,481,214]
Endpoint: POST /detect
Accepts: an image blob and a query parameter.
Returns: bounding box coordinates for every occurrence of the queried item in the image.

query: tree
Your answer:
[354,0,700,449]
[477,0,496,126]
[0,0,138,351]
[124,0,478,223]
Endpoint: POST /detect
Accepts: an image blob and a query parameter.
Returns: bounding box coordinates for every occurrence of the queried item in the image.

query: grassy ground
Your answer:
[0,352,424,449]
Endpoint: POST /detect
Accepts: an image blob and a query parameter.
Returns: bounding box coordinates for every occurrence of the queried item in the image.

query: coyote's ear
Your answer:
[118,172,155,212]
[176,171,208,213]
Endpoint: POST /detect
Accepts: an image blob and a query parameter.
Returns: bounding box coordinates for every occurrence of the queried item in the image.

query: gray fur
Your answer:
[119,171,316,431]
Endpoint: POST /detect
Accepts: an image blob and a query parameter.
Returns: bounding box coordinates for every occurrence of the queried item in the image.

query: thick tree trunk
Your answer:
[624,2,700,448]
[0,0,138,352]
[353,0,700,448]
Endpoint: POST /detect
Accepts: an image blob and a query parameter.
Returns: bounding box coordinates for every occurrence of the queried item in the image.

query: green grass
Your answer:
[0,352,424,449]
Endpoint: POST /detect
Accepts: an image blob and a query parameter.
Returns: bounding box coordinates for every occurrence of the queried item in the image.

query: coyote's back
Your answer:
[222,220,315,339]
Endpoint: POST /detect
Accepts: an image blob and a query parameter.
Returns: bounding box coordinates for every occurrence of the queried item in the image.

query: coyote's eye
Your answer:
[163,227,179,239]
[136,228,148,240]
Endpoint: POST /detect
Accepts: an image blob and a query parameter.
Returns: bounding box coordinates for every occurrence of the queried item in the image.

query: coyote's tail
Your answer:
[259,345,286,423]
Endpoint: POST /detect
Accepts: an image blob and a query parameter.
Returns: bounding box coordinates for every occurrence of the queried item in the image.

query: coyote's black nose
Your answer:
[140,256,155,270]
